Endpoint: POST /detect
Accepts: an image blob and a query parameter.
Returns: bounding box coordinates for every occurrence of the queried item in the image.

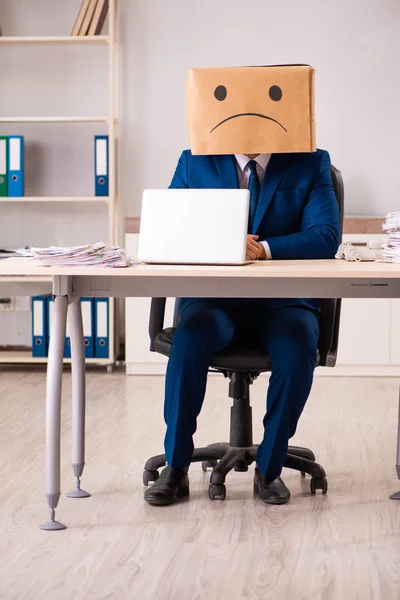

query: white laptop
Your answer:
[138,189,250,265]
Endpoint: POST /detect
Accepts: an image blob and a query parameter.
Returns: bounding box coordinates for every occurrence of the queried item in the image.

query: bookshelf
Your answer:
[0,0,120,369]
[0,116,110,123]
[0,196,110,203]
[0,36,109,45]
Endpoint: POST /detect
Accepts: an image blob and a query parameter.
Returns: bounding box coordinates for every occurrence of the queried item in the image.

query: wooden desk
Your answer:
[2,257,400,529]
[3,258,400,300]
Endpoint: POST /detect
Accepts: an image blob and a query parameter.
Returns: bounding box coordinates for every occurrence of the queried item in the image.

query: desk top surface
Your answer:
[0,257,400,279]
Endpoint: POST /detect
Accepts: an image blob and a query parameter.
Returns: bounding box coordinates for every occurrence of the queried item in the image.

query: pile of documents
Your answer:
[382,213,400,263]
[18,242,134,268]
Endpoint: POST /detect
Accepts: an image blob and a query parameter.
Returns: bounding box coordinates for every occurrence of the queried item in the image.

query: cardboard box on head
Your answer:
[186,65,316,156]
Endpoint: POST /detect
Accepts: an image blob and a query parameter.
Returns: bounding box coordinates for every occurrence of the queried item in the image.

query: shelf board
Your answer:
[0,116,109,123]
[0,196,109,203]
[0,35,109,45]
[0,349,112,365]
[0,276,52,282]
[0,275,52,296]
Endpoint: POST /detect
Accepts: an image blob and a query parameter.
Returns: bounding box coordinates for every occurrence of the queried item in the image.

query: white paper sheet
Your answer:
[17,242,135,268]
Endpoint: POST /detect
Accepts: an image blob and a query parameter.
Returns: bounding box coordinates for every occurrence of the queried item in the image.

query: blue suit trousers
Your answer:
[164,301,320,477]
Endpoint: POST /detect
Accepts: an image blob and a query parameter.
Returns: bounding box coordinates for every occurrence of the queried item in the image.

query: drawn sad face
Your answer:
[211,82,287,135]
[186,66,314,155]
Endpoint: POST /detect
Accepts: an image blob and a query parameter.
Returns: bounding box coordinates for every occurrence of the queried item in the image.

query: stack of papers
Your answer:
[382,213,400,263]
[17,242,134,268]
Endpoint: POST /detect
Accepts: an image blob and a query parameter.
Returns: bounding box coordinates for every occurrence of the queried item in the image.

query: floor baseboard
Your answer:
[126,363,400,378]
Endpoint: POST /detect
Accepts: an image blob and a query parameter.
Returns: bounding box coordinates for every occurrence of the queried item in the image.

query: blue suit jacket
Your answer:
[169,149,340,312]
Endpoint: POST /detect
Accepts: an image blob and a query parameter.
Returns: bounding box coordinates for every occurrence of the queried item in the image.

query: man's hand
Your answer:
[246,235,267,261]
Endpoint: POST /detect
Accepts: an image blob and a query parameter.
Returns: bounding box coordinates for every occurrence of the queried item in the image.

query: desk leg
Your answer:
[67,300,90,499]
[390,385,400,500]
[40,295,68,531]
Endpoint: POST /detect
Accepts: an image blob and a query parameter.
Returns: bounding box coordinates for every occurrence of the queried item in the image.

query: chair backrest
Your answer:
[149,164,345,364]
[330,165,344,236]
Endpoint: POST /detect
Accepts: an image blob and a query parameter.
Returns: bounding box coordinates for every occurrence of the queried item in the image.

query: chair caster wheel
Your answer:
[208,483,226,501]
[301,471,306,477]
[234,461,248,472]
[143,469,159,486]
[202,460,217,472]
[310,477,328,495]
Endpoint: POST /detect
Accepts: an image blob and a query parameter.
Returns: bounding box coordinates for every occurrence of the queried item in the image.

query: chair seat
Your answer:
[154,327,320,372]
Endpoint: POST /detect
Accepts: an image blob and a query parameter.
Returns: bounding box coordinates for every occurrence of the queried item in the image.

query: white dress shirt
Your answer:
[234,153,272,259]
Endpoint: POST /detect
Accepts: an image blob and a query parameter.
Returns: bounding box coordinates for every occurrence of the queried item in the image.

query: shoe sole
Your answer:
[144,486,190,507]
[258,496,290,505]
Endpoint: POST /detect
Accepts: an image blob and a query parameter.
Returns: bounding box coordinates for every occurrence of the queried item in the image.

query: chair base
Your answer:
[143,443,327,498]
[144,373,328,499]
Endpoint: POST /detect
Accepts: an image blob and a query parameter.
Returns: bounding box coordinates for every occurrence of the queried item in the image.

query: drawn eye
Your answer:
[269,85,282,101]
[214,85,227,101]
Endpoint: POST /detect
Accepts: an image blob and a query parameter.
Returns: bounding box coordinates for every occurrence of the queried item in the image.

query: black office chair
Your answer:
[143,166,344,500]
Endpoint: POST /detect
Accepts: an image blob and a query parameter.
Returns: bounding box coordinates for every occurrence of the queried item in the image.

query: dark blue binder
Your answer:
[63,298,95,359]
[94,135,109,196]
[82,297,95,358]
[94,298,109,358]
[32,296,48,357]
[47,296,53,351]
[64,320,71,359]
[8,136,24,197]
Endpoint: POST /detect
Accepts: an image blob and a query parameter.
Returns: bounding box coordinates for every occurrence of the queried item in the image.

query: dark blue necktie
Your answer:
[247,160,260,233]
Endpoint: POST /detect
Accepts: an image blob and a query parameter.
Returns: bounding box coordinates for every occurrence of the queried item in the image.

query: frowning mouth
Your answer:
[210,112,287,134]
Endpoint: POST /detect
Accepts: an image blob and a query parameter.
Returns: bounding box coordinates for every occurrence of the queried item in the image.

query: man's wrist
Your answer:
[258,243,267,260]
[259,241,271,260]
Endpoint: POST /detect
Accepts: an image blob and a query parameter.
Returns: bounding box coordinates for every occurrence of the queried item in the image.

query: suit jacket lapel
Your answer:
[252,153,294,234]
[213,155,239,189]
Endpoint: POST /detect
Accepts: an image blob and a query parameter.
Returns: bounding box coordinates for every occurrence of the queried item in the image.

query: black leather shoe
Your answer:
[253,468,290,505]
[144,467,190,506]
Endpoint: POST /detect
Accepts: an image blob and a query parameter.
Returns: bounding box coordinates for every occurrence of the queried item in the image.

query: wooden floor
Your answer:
[0,371,400,599]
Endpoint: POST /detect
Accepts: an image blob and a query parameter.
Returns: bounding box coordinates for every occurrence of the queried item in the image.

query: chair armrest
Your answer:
[318,299,342,367]
[149,298,167,351]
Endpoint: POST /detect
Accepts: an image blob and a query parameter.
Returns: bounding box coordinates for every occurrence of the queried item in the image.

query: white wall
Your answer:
[0,0,399,344]
[1,0,399,239]
[120,0,400,217]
